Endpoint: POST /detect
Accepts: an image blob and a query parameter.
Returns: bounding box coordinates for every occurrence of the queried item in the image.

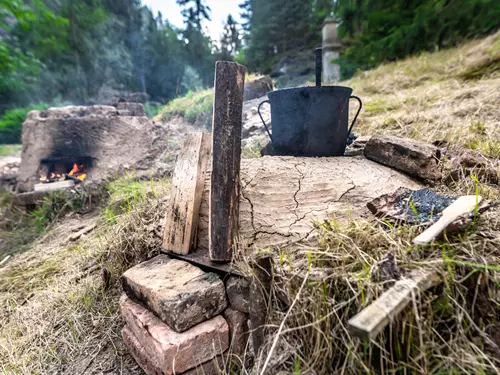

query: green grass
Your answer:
[144,102,162,118]
[155,89,213,126]
[0,103,50,144]
[0,144,21,156]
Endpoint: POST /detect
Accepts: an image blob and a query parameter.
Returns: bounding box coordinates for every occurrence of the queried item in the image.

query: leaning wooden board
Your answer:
[163,132,211,255]
[209,61,246,262]
[348,270,441,340]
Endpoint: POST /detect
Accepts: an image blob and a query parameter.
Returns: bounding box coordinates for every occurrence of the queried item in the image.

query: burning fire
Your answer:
[69,163,87,181]
[40,163,87,183]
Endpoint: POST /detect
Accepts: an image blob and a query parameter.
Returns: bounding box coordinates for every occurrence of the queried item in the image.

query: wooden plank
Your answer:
[209,61,246,262]
[348,269,441,340]
[34,180,74,192]
[413,195,482,245]
[163,132,211,255]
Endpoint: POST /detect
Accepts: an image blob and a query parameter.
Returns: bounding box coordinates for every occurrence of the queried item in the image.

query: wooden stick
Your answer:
[163,132,212,255]
[209,61,246,262]
[413,195,482,245]
[34,180,74,192]
[348,269,441,340]
[0,255,11,267]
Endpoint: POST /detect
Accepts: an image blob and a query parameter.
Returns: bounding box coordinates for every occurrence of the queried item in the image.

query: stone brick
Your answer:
[223,307,250,362]
[120,295,229,375]
[122,255,227,332]
[122,326,162,375]
[225,276,250,313]
[123,325,228,375]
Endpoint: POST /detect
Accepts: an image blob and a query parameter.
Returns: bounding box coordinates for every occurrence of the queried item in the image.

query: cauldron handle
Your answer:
[347,95,363,137]
[258,100,273,142]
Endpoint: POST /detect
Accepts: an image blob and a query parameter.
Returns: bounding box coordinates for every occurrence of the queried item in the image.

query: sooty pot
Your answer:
[258,48,362,157]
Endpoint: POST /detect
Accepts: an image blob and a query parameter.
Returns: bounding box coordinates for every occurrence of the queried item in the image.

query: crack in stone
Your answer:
[292,161,306,221]
[337,182,356,202]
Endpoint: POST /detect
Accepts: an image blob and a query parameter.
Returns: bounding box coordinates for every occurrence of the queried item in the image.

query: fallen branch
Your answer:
[348,269,441,340]
[69,224,97,242]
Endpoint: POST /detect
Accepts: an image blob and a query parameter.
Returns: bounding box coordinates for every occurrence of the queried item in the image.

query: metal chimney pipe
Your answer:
[315,47,322,87]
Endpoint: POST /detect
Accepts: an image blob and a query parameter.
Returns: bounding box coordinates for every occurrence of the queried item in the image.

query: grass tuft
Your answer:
[155,89,213,128]
[0,144,21,156]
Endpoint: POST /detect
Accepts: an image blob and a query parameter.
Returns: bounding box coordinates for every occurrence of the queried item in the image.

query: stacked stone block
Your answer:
[120,255,252,374]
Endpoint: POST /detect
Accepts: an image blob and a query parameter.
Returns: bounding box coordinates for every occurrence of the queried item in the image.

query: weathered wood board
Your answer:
[163,132,211,255]
[348,270,441,340]
[209,61,246,262]
[34,180,75,192]
[198,156,423,252]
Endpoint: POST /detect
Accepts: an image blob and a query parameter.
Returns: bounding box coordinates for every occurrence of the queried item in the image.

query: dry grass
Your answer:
[243,174,500,374]
[0,176,171,374]
[343,31,500,158]
[241,31,500,375]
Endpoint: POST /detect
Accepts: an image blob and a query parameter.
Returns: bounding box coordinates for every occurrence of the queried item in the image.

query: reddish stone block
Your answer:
[120,294,229,375]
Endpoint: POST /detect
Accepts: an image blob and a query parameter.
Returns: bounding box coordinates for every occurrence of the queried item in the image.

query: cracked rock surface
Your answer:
[197,156,423,251]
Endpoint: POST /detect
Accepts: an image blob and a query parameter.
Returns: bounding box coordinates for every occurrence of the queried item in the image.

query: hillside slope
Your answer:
[0,32,499,374]
[346,30,499,155]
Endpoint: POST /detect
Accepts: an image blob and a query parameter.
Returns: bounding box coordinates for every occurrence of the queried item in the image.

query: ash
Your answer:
[396,188,456,222]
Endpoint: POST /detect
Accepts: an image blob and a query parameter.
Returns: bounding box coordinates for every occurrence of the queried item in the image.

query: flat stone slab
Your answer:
[120,295,229,375]
[122,255,227,332]
[197,156,423,251]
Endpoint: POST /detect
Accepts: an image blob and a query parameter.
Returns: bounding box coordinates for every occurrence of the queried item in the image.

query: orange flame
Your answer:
[69,163,80,176]
[40,162,87,182]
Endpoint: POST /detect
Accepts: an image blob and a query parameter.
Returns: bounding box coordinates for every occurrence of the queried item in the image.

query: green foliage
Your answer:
[144,103,161,119]
[0,0,216,110]
[156,89,213,125]
[30,191,85,232]
[335,0,500,76]
[240,0,333,72]
[104,173,172,216]
[0,0,67,99]
[240,0,500,78]
[0,103,49,144]
[216,15,242,62]
[0,189,84,256]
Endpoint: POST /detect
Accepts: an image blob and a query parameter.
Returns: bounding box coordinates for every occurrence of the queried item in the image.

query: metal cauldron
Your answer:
[258,48,362,157]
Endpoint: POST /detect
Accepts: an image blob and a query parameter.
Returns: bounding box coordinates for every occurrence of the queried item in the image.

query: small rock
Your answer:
[122,255,227,332]
[244,76,273,101]
[448,149,499,184]
[115,102,146,117]
[120,295,229,375]
[226,276,250,313]
[223,307,250,362]
[364,135,442,181]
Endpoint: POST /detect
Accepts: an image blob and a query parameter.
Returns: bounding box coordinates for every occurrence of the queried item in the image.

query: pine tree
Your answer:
[219,15,241,61]
[177,0,214,87]
[177,0,211,30]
